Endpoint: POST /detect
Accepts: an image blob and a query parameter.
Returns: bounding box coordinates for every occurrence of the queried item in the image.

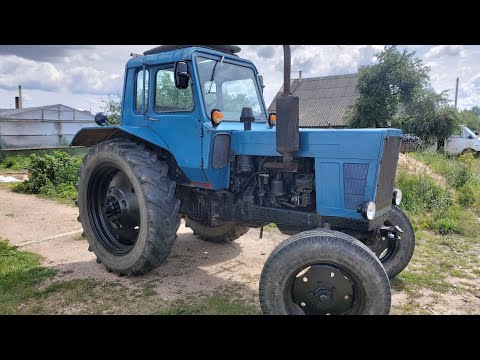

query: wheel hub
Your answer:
[88,165,141,255]
[292,265,355,315]
[314,287,333,304]
[104,188,128,222]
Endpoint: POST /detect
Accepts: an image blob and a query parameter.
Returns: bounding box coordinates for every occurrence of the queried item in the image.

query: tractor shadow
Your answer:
[45,226,280,311]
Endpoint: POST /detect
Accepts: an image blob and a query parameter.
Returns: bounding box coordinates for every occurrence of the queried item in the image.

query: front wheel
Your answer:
[259,229,391,315]
[76,139,180,275]
[364,205,415,279]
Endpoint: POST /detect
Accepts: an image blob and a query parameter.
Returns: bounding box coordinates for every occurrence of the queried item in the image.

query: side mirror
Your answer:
[174,61,190,89]
[94,112,109,126]
[258,75,265,90]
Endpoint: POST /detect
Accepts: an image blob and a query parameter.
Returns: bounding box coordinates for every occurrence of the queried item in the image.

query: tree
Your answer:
[470,106,480,116]
[101,95,122,124]
[155,71,193,110]
[391,88,457,144]
[457,109,480,130]
[348,46,430,128]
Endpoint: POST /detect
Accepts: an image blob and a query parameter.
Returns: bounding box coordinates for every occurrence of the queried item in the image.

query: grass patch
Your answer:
[0,154,30,171]
[154,293,260,315]
[397,151,480,236]
[0,239,57,314]
[0,239,259,315]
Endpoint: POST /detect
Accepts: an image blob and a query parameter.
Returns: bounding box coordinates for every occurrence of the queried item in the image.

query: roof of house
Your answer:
[268,73,360,128]
[0,104,93,120]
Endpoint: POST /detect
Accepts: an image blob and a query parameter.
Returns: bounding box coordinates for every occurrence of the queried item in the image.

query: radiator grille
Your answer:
[344,163,368,210]
[376,136,401,210]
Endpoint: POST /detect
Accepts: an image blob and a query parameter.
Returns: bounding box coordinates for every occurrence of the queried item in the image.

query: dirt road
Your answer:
[1,187,478,314]
[0,187,286,307]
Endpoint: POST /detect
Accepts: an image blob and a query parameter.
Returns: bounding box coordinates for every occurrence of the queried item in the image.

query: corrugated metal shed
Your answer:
[268,73,360,128]
[0,104,96,149]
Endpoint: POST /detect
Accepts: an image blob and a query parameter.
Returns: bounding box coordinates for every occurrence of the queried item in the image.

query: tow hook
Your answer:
[376,225,403,240]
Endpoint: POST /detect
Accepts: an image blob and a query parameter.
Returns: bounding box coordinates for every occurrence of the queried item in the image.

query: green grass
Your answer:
[0,238,259,315]
[397,151,480,236]
[0,239,57,314]
[390,229,478,299]
[154,293,260,315]
[0,154,30,172]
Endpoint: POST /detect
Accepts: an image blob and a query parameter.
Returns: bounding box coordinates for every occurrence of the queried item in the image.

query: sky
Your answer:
[0,45,479,113]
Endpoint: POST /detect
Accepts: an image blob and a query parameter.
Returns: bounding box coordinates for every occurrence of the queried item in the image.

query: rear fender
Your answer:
[71,125,170,151]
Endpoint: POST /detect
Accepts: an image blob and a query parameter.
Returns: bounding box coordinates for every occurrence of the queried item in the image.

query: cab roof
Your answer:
[126,45,255,70]
[144,45,241,56]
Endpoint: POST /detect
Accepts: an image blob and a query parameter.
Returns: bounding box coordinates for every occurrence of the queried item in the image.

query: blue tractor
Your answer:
[72,45,414,315]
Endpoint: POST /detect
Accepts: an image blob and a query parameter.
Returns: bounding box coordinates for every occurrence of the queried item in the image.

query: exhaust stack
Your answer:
[276,45,299,164]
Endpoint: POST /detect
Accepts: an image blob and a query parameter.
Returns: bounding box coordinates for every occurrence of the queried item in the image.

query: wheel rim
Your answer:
[87,163,140,255]
[285,264,362,315]
[371,219,399,262]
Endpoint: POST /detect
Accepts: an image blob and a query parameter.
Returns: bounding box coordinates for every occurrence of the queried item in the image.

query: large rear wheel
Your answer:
[76,139,180,275]
[259,229,391,315]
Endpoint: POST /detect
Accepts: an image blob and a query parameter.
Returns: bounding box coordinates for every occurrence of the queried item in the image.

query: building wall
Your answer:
[0,106,96,149]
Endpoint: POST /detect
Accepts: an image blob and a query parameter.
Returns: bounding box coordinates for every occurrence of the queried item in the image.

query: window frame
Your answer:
[134,67,150,114]
[194,54,267,123]
[153,63,195,115]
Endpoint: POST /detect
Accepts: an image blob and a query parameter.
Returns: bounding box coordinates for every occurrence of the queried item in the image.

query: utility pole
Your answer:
[454,77,459,110]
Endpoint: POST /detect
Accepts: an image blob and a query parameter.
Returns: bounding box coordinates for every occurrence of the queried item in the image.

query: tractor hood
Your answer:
[230,127,403,160]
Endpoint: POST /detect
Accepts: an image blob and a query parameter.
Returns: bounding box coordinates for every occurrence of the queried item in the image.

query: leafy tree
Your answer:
[392,89,457,143]
[101,95,122,124]
[349,46,460,144]
[470,106,480,116]
[457,109,479,130]
[155,71,193,111]
[222,91,255,112]
[348,46,430,128]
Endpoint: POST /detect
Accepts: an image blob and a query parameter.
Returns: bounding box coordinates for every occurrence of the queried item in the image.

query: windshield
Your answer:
[196,56,266,122]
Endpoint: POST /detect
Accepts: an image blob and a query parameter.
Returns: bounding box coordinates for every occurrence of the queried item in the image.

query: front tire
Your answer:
[76,139,180,275]
[185,218,249,243]
[259,229,391,315]
[365,205,415,279]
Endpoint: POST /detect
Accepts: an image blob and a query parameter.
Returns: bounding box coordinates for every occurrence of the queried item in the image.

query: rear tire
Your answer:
[76,139,180,276]
[185,218,249,243]
[259,229,391,315]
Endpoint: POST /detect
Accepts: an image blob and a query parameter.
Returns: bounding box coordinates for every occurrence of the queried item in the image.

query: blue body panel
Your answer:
[76,46,404,220]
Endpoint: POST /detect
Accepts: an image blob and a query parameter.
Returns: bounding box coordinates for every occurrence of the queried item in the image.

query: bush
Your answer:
[457,184,475,207]
[431,217,457,235]
[396,171,452,214]
[396,170,459,234]
[449,163,471,189]
[14,151,82,200]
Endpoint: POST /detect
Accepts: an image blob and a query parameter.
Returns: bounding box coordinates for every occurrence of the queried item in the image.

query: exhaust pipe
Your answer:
[276,45,299,164]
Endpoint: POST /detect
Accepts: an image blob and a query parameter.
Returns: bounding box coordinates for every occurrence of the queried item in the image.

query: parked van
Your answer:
[444,125,480,155]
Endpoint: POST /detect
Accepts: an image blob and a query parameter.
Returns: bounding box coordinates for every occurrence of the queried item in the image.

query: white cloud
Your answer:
[0,55,64,91]
[0,54,123,96]
[425,45,466,60]
[67,66,123,95]
[3,45,480,113]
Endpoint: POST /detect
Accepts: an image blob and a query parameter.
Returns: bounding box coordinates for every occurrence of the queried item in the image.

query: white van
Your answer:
[444,125,480,155]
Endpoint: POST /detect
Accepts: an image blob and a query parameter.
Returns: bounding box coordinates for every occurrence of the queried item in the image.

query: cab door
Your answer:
[145,63,207,184]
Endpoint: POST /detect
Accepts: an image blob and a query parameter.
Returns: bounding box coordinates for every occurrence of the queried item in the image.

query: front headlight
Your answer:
[393,189,402,206]
[362,201,376,220]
